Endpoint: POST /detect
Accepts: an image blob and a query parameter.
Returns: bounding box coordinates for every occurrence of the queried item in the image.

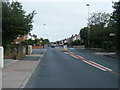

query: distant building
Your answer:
[14,35,28,44]
[72,34,81,41]
[58,33,82,47]
[13,34,36,45]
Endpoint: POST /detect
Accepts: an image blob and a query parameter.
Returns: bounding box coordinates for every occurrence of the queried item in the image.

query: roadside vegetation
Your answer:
[80,1,120,54]
[22,38,50,46]
[2,1,36,53]
[71,40,81,46]
[2,0,120,55]
[2,1,50,59]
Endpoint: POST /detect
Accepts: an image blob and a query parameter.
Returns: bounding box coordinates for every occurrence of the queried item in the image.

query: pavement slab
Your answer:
[2,49,47,89]
[0,69,2,90]
[2,60,38,88]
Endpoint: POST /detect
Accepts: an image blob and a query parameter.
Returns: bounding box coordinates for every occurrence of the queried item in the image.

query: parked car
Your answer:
[51,44,56,48]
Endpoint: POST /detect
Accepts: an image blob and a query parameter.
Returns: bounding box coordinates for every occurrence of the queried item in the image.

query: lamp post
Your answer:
[43,24,46,39]
[61,30,64,45]
[86,4,90,49]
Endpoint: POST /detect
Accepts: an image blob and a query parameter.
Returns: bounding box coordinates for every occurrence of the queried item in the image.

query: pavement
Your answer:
[2,48,47,88]
[94,52,120,59]
[71,47,120,59]
[4,59,18,68]
[0,69,2,90]
[90,49,120,59]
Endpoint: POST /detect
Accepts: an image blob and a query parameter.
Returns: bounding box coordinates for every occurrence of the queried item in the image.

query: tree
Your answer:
[33,34,37,39]
[89,12,111,26]
[34,38,40,46]
[43,39,50,45]
[0,1,2,46]
[80,27,88,47]
[71,40,80,46]
[21,38,41,46]
[89,24,104,48]
[113,1,120,54]
[21,39,34,45]
[80,12,115,51]
[2,1,36,47]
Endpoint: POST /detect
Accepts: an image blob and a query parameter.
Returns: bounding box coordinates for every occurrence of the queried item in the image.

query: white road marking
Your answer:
[77,55,85,59]
[64,52,120,76]
[65,52,111,71]
[64,52,78,59]
[70,55,79,59]
[64,52,69,54]
[70,52,74,54]
[90,61,112,71]
[83,60,107,71]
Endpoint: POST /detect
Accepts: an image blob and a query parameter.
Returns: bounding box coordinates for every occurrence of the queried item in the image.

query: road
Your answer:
[25,47,119,88]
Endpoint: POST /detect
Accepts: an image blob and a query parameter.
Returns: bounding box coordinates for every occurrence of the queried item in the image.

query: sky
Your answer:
[17,0,118,42]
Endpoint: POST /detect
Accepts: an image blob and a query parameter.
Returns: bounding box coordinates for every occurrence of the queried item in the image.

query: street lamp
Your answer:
[86,4,90,49]
[43,24,46,39]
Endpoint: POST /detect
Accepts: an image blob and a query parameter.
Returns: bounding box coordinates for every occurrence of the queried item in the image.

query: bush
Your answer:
[102,41,114,52]
[71,40,80,46]
[21,39,35,45]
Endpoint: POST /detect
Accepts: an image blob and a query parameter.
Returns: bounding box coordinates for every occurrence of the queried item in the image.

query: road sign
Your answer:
[110,33,115,36]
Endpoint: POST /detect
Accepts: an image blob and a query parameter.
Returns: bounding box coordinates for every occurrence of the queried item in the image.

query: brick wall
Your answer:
[32,46,43,49]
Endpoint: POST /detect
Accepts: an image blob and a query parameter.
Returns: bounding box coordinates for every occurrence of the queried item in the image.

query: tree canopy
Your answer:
[0,1,1,25]
[80,1,120,53]
[2,1,36,47]
[113,0,120,54]
[71,40,80,46]
[80,12,115,52]
[21,38,50,46]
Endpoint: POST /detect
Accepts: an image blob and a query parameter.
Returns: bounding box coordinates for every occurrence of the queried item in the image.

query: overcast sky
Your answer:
[18,0,118,42]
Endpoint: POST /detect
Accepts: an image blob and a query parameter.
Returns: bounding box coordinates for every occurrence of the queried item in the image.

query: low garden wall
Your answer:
[32,46,43,49]
[4,45,32,59]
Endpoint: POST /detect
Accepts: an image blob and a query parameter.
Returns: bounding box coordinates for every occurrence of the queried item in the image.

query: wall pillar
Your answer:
[0,46,4,68]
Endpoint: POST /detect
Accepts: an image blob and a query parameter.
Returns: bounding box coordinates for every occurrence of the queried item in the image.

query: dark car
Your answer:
[51,44,56,48]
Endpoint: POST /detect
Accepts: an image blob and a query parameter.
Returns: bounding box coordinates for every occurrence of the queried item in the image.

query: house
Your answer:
[58,34,82,47]
[72,34,81,41]
[13,35,28,44]
[66,35,74,46]
[13,33,36,45]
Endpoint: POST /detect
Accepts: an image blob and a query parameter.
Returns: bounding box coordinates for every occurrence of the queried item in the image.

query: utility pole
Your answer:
[86,4,90,49]
[43,24,46,39]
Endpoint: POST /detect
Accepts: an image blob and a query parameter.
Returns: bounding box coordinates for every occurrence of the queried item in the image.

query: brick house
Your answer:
[13,35,28,44]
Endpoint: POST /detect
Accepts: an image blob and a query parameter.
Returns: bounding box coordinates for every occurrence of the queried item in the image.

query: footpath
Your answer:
[2,49,47,88]
[88,48,120,59]
[70,47,120,59]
